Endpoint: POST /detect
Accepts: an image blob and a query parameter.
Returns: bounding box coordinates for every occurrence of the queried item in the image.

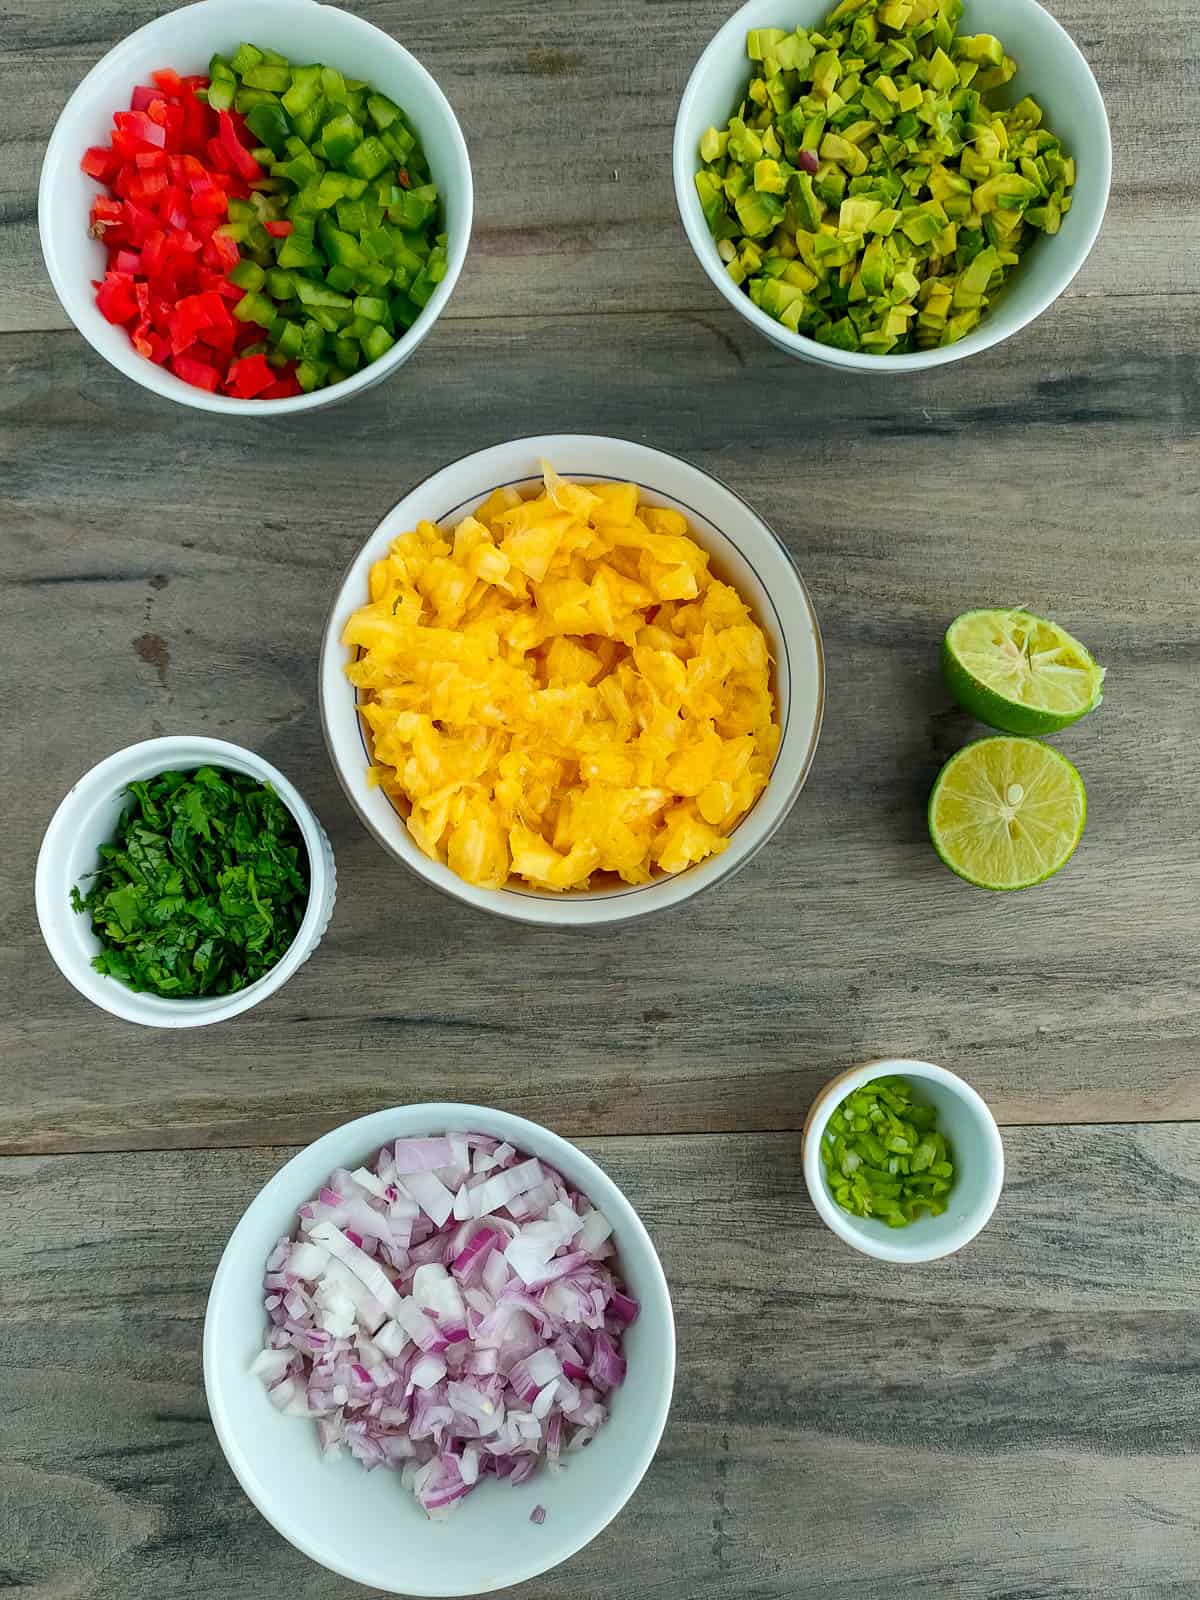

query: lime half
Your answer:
[929,737,1086,890]
[942,608,1105,735]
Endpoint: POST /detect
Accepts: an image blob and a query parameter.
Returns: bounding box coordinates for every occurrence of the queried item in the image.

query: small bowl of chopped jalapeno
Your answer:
[36,736,337,1028]
[801,1058,1003,1260]
[674,0,1110,370]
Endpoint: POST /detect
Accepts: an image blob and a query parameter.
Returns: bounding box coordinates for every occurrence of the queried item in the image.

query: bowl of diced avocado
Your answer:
[39,0,472,412]
[673,0,1110,370]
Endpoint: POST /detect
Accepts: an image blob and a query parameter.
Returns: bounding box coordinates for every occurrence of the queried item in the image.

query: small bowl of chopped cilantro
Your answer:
[36,736,336,1027]
[802,1058,1003,1260]
[674,0,1111,369]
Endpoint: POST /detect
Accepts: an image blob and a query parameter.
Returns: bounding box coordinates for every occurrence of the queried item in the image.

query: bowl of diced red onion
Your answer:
[203,1104,675,1596]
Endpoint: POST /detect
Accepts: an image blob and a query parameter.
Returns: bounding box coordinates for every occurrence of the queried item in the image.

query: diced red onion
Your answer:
[254,1132,637,1518]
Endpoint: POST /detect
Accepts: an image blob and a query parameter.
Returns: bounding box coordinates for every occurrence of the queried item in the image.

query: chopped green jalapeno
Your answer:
[820,1075,955,1225]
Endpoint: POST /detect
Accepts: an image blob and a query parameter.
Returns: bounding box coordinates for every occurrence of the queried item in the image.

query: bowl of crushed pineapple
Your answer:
[320,435,824,925]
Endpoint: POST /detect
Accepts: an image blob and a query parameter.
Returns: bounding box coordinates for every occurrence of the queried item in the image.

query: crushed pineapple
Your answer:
[343,465,781,892]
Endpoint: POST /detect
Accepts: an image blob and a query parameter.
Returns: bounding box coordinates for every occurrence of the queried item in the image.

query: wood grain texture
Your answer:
[1,1129,1198,1599]
[1,0,1198,334]
[2,292,1198,1153]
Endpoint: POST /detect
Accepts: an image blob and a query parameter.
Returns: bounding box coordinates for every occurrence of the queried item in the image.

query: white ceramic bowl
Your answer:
[320,433,825,927]
[35,735,336,1028]
[674,0,1111,372]
[801,1058,1004,1261]
[204,1102,676,1596]
[38,0,473,415]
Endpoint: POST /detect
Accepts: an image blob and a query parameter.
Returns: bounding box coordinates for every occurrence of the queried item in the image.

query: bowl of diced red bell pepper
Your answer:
[39,0,473,413]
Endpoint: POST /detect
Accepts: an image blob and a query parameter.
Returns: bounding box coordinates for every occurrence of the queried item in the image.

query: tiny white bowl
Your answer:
[673,0,1111,372]
[35,735,336,1028]
[801,1058,1004,1261]
[319,433,825,927]
[203,1102,676,1596]
[38,0,473,415]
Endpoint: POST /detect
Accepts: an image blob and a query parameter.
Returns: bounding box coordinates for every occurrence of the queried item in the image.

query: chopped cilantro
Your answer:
[71,766,309,998]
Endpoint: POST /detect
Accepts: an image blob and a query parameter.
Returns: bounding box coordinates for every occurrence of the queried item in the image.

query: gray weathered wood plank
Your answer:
[2,292,1198,1154]
[1,1128,1197,1599]
[1,0,1198,334]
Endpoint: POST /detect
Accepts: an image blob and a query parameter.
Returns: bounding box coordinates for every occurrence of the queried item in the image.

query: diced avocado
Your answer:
[789,170,825,230]
[810,49,841,98]
[735,189,784,238]
[815,315,860,351]
[775,31,815,73]
[747,27,787,60]
[955,33,1005,66]
[975,55,1018,92]
[896,83,924,114]
[726,117,764,165]
[758,277,807,320]
[942,307,981,343]
[699,126,727,163]
[738,240,765,276]
[927,47,959,92]
[819,132,869,176]
[695,0,1076,351]
[877,0,914,28]
[754,159,787,195]
[860,236,889,294]
[953,244,999,306]
[839,196,882,234]
[860,84,897,123]
[973,173,1041,213]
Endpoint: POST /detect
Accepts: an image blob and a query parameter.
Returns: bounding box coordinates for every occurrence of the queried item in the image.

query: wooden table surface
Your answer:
[2,0,1198,1596]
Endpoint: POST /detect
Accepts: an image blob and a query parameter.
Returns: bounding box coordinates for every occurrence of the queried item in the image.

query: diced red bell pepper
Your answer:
[82,146,117,181]
[86,66,300,399]
[181,94,212,151]
[225,352,275,398]
[89,195,125,237]
[96,271,139,324]
[264,219,292,238]
[151,67,186,95]
[191,183,228,219]
[217,111,261,181]
[170,353,220,391]
[259,374,304,399]
[113,109,167,149]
